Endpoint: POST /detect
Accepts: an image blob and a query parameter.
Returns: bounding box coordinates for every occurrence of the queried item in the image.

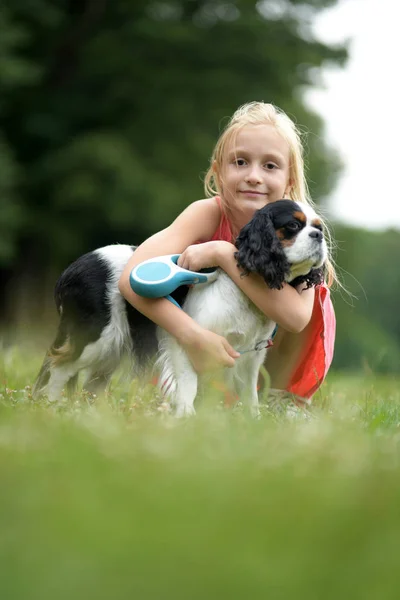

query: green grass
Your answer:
[2,342,400,599]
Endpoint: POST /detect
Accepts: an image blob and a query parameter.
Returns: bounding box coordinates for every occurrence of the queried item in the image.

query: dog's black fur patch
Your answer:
[54,251,113,362]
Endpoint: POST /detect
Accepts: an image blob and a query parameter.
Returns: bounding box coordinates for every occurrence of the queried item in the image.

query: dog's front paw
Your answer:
[175,403,196,418]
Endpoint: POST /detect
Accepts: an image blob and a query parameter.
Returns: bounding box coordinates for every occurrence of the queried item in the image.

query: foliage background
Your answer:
[1,0,398,375]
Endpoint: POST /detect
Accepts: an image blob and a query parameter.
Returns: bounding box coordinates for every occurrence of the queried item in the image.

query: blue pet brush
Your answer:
[129,254,218,307]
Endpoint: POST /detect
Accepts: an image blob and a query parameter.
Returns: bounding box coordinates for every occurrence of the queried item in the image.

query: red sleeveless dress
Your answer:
[210,198,336,399]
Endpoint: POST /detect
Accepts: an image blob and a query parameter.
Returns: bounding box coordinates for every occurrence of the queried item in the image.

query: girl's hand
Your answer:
[177,241,233,272]
[181,327,241,374]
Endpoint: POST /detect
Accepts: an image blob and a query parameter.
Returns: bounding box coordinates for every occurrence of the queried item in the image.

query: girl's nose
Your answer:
[245,165,263,184]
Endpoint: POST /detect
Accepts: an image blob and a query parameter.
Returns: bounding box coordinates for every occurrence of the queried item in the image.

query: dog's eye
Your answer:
[286,221,302,232]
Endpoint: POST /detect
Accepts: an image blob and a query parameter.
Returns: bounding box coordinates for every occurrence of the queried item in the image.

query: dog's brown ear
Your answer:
[234,208,290,290]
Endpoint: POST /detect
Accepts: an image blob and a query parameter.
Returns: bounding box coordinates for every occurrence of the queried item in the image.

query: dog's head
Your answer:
[234,199,328,289]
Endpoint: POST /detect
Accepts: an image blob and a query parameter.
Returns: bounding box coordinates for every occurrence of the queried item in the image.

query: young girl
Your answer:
[118,102,336,402]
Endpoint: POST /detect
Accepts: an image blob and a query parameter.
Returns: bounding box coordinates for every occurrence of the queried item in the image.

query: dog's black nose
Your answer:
[309,229,323,242]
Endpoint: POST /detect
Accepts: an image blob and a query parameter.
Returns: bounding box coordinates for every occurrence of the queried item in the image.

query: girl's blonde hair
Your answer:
[204,101,336,287]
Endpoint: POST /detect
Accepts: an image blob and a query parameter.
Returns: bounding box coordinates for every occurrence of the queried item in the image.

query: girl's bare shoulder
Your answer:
[171,197,222,241]
[122,198,223,268]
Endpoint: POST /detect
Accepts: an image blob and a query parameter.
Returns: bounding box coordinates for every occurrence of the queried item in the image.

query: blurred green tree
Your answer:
[331,224,400,374]
[0,0,346,271]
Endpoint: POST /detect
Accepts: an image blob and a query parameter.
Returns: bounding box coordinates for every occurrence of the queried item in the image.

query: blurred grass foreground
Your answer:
[2,344,400,600]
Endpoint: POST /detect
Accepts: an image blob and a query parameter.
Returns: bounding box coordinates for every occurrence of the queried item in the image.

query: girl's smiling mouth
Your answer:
[239,190,267,197]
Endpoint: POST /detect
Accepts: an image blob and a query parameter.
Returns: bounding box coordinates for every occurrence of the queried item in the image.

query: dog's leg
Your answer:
[83,369,114,396]
[32,334,79,401]
[235,351,266,418]
[157,335,198,417]
[66,373,79,398]
[31,355,52,399]
[46,363,81,402]
[174,364,198,418]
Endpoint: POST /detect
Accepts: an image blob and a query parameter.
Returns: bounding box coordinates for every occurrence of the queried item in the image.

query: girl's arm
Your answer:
[180,241,315,333]
[264,317,311,390]
[118,199,241,372]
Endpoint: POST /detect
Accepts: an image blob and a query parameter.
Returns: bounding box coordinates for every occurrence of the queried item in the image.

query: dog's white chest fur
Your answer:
[183,271,275,351]
[157,271,276,417]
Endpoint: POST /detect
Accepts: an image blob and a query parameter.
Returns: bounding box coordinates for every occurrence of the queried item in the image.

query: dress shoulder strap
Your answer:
[210,196,233,243]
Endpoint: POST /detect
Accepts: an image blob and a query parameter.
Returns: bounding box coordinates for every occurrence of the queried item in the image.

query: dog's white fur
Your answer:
[156,270,275,417]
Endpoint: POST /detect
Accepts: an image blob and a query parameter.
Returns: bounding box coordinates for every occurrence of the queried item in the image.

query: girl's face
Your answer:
[219,124,291,216]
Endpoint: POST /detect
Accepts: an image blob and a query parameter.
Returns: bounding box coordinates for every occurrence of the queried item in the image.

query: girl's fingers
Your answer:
[223,340,241,360]
[183,330,240,373]
[178,250,194,271]
[224,356,236,368]
[178,253,188,269]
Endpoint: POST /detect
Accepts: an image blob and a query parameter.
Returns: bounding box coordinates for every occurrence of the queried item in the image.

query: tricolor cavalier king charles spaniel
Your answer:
[33,200,327,416]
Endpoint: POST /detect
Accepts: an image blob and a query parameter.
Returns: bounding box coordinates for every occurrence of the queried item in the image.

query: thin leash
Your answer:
[238,338,274,354]
[237,325,278,354]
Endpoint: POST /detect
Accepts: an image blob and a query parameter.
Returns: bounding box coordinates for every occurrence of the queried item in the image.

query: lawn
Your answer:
[1,342,400,599]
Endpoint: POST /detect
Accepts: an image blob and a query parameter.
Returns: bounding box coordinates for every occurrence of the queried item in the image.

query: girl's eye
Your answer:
[265,162,278,170]
[234,158,246,166]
